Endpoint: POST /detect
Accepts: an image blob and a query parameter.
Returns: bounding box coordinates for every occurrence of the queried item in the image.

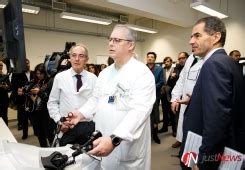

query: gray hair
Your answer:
[113,24,137,42]
[69,43,89,57]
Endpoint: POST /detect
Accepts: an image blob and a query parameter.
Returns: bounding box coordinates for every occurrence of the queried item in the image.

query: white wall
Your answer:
[25,28,109,68]
[140,0,245,63]
[23,10,142,69]
[140,21,191,63]
[24,28,142,69]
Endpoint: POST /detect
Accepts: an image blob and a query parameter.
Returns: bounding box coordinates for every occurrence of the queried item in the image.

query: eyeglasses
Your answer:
[70,53,87,58]
[108,38,132,44]
[178,57,187,60]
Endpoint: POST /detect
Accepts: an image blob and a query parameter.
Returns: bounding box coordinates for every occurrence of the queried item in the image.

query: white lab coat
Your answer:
[48,68,97,123]
[79,57,156,170]
[171,54,204,142]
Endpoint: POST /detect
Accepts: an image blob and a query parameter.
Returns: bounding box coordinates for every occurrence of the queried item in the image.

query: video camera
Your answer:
[44,42,76,77]
[22,81,36,94]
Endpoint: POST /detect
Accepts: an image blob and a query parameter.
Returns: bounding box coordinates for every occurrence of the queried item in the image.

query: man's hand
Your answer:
[60,123,69,133]
[171,101,180,114]
[30,87,40,95]
[176,93,191,105]
[88,136,114,157]
[170,72,177,79]
[65,111,85,129]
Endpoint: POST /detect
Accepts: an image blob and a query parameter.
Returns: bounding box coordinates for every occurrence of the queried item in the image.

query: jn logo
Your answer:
[182,151,198,167]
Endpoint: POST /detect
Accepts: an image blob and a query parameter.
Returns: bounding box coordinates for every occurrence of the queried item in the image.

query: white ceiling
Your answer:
[63,0,198,27]
[1,0,231,29]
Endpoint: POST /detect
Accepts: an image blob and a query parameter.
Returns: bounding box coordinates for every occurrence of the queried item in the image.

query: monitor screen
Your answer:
[1,0,26,73]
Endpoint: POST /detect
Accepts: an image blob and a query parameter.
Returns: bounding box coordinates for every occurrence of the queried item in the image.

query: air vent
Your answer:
[119,15,129,23]
[52,1,66,11]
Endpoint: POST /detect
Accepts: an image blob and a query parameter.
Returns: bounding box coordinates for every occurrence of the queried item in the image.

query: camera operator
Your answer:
[11,58,35,138]
[0,61,11,125]
[48,43,97,146]
[19,63,55,147]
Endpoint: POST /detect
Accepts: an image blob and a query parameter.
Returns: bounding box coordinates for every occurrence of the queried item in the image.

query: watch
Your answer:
[110,135,122,147]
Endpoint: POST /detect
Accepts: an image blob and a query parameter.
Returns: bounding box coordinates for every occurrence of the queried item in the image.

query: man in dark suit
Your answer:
[0,61,11,125]
[180,17,245,170]
[159,56,177,136]
[146,52,164,144]
[11,59,35,139]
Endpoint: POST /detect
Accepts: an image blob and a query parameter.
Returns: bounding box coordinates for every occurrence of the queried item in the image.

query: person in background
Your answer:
[100,64,107,71]
[167,52,188,148]
[88,63,99,76]
[19,63,55,146]
[67,24,155,170]
[48,43,97,146]
[180,16,245,170]
[168,52,188,86]
[159,56,176,136]
[0,61,11,125]
[146,51,164,144]
[171,53,203,149]
[229,50,241,62]
[11,59,35,138]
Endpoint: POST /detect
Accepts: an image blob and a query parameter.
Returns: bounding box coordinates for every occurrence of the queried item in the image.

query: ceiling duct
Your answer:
[52,0,66,11]
[119,15,128,23]
[22,0,122,23]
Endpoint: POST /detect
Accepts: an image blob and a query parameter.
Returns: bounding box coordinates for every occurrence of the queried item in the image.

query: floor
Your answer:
[8,108,181,170]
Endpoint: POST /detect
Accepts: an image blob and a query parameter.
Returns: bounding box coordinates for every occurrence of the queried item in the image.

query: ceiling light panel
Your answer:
[60,12,112,25]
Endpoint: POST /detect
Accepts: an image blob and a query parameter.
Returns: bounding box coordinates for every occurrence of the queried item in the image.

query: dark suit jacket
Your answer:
[153,64,164,99]
[180,49,245,170]
[147,64,164,99]
[11,71,35,104]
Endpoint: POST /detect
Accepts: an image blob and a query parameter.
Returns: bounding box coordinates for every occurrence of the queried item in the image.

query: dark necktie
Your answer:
[75,74,82,92]
[190,56,198,67]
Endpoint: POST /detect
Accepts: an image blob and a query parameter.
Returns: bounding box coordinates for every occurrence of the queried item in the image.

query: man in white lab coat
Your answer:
[171,54,203,147]
[68,24,156,170]
[48,44,97,146]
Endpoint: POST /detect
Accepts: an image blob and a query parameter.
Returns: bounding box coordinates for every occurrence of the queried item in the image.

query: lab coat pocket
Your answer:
[116,83,130,111]
[187,69,200,81]
[116,93,130,111]
[118,140,140,161]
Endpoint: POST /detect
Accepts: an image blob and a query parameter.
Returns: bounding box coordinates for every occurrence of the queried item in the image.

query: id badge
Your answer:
[108,96,115,103]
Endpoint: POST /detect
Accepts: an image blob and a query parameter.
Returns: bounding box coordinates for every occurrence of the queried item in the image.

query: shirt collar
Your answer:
[203,47,223,62]
[70,68,86,78]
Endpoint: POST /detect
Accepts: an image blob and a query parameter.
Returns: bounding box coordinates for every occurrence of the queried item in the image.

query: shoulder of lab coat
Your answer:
[171,55,194,102]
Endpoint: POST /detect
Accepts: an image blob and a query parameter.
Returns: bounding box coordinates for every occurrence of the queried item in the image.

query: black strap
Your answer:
[190,56,198,67]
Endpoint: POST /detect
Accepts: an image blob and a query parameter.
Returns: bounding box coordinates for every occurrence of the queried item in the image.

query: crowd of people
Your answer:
[0,17,245,170]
